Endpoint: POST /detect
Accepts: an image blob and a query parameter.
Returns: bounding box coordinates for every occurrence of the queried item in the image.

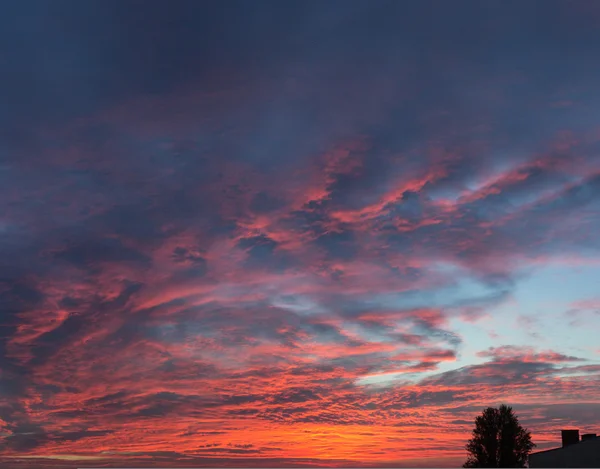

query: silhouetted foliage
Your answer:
[463,404,535,468]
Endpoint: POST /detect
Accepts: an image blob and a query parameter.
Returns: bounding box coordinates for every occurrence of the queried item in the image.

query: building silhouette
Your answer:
[529,430,599,468]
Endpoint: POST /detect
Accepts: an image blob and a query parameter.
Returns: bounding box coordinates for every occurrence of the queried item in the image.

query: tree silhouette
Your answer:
[463,404,535,468]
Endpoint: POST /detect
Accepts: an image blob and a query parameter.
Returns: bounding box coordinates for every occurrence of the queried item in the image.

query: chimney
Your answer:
[581,433,597,442]
[562,429,580,447]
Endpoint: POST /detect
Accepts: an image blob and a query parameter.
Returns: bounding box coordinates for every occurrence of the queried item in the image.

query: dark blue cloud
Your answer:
[313,229,359,261]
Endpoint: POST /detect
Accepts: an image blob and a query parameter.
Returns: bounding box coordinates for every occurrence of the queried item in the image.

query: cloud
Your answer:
[476,346,585,363]
[2,0,600,466]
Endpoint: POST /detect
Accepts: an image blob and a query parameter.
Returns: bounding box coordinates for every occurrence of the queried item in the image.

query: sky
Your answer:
[1,0,600,467]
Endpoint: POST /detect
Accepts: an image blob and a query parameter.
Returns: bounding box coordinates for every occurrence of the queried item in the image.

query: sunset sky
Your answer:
[1,0,600,467]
